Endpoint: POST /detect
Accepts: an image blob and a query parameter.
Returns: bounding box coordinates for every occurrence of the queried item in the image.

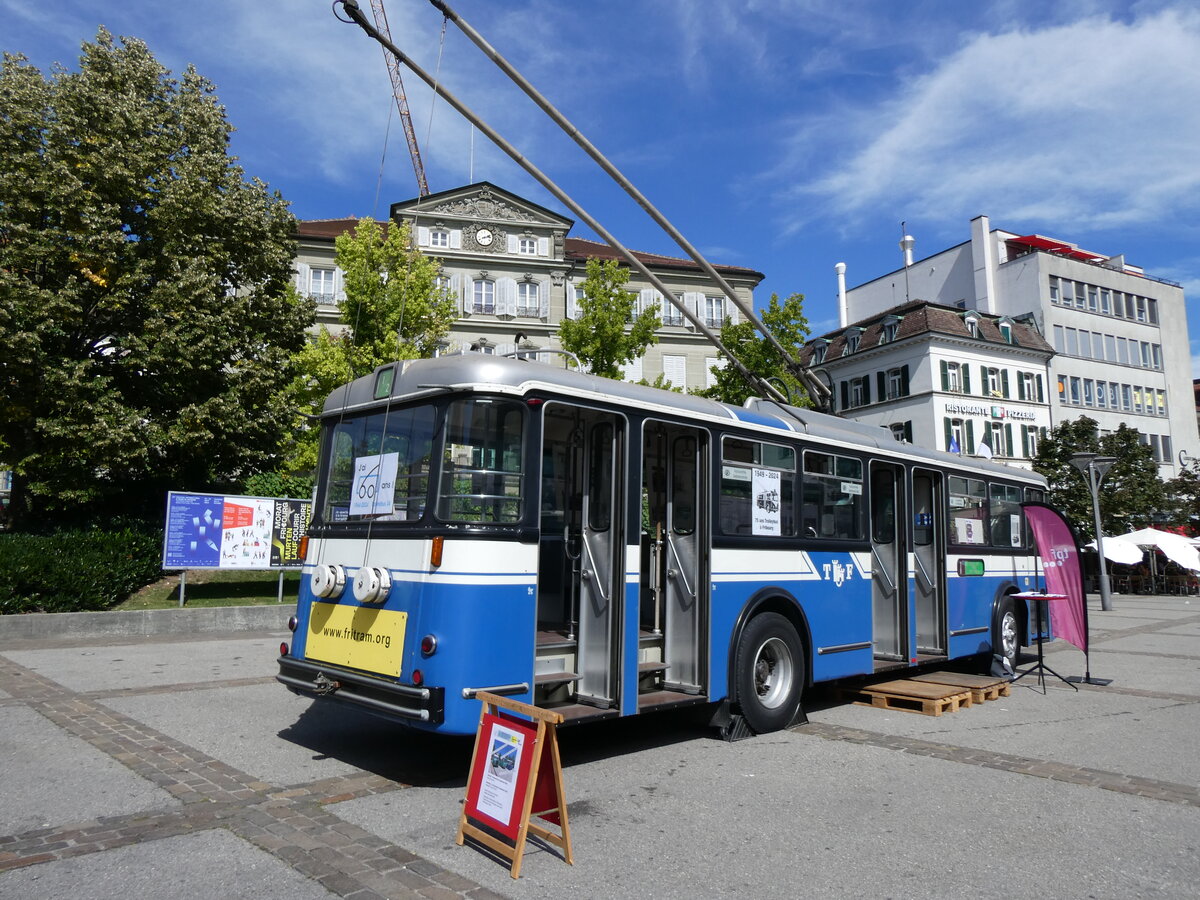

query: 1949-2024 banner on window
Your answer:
[162,491,312,570]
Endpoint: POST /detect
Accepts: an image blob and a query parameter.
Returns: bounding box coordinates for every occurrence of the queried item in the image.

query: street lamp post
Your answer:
[1070,452,1117,612]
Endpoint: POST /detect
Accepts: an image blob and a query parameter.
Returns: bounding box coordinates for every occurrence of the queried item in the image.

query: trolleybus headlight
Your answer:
[280,642,289,657]
[287,616,298,632]
[311,564,346,598]
[411,668,424,687]
[420,634,438,657]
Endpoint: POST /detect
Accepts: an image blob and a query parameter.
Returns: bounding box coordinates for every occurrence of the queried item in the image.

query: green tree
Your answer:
[698,292,812,406]
[558,258,659,380]
[0,31,312,529]
[1164,462,1200,532]
[282,218,455,473]
[1032,416,1165,539]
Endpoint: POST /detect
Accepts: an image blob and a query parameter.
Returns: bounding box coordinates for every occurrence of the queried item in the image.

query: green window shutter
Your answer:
[1001,370,1010,398]
[1021,426,1030,459]
[840,381,849,410]
[980,366,988,395]
[1004,423,1013,456]
[965,420,975,454]
[904,421,913,443]
[901,365,910,395]
[963,365,972,394]
[1018,373,1027,401]
[863,377,871,405]
[944,418,953,451]
[877,371,886,399]
[940,360,948,391]
[1036,374,1044,403]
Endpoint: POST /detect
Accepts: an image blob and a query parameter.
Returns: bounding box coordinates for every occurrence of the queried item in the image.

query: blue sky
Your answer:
[6,0,1200,372]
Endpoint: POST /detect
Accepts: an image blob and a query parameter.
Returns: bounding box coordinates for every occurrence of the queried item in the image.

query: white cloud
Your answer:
[774,8,1200,236]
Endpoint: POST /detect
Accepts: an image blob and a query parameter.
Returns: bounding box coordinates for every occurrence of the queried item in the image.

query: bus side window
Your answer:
[801,451,864,541]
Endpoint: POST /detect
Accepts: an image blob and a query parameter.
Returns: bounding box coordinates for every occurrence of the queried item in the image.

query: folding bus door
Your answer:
[870,462,908,663]
[911,469,947,656]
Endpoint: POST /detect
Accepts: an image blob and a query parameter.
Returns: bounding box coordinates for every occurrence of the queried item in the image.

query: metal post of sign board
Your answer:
[277,570,285,603]
[178,571,187,608]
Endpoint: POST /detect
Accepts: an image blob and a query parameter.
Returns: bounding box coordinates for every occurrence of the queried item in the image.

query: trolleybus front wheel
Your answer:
[734,612,805,734]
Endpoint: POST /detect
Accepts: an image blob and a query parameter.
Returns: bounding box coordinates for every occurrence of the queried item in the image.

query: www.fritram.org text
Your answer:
[322,625,391,649]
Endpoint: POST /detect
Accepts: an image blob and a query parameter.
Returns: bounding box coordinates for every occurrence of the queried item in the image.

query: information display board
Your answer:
[162,491,312,570]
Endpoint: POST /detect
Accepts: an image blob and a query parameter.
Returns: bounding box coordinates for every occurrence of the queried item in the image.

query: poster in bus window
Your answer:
[219,497,274,567]
[752,468,781,536]
[350,452,399,517]
[954,516,986,545]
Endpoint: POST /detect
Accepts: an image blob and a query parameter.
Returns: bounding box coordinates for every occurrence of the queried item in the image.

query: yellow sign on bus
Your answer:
[306,602,407,677]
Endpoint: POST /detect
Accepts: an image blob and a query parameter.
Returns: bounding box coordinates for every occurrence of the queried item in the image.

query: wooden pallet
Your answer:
[842,679,973,716]
[910,672,1011,703]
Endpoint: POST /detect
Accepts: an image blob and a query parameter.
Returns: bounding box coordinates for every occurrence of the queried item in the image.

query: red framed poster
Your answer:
[463,711,539,840]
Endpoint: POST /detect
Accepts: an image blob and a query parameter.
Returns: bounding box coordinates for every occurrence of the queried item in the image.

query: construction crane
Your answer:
[370,0,429,197]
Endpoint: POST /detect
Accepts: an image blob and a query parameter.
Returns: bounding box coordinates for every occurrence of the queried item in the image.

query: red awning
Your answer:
[1008,235,1103,262]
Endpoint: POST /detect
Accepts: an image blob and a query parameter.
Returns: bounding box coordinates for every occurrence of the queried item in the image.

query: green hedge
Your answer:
[0,524,163,614]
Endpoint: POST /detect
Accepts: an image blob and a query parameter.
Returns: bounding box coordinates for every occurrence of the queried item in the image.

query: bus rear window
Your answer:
[323,404,436,523]
[437,398,525,524]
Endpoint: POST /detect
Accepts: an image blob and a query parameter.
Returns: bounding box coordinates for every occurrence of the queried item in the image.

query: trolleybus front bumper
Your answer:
[276,656,445,725]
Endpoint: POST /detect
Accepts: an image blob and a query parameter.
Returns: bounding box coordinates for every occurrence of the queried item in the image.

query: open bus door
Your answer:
[911,468,947,656]
[870,462,909,665]
[536,405,624,716]
[640,422,708,703]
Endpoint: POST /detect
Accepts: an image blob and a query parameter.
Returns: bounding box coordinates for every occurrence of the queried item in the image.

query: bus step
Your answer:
[534,671,581,686]
[638,661,669,673]
[909,672,1011,703]
[543,703,621,726]
[841,679,973,717]
[636,689,708,713]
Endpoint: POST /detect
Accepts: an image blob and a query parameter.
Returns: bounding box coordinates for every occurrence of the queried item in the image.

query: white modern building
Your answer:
[842,216,1197,473]
[293,182,762,393]
[801,301,1054,469]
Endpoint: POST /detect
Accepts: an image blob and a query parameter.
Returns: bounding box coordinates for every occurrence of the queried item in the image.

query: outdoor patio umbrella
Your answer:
[1085,534,1144,565]
[1118,527,1200,572]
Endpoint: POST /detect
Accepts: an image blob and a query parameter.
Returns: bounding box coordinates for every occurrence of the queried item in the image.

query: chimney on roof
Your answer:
[835,262,848,328]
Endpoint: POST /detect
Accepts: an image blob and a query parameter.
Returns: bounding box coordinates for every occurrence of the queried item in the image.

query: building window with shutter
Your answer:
[516,281,539,317]
[886,367,908,399]
[518,237,537,255]
[472,279,495,315]
[661,354,687,390]
[430,230,450,249]
[942,361,962,393]
[703,296,725,327]
[848,375,868,408]
[309,267,336,303]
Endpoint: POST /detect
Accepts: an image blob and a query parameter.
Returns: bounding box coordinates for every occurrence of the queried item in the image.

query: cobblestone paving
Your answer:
[2,607,1197,897]
[0,654,498,900]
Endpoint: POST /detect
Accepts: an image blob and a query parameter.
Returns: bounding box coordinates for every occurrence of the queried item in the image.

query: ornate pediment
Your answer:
[391,182,573,231]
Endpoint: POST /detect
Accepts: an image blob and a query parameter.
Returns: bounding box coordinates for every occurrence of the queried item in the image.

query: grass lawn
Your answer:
[119,569,303,610]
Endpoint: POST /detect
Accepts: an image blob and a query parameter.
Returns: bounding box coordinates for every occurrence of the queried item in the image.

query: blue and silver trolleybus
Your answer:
[277,354,1047,736]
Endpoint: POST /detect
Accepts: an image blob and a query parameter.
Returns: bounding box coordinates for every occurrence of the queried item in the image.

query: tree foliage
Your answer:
[1164,463,1200,532]
[697,292,812,407]
[558,258,659,380]
[282,218,455,473]
[0,31,312,528]
[1032,416,1165,539]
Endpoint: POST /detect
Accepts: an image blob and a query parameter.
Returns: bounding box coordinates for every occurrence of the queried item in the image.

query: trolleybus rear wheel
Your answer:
[734,612,804,734]
[995,598,1020,671]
